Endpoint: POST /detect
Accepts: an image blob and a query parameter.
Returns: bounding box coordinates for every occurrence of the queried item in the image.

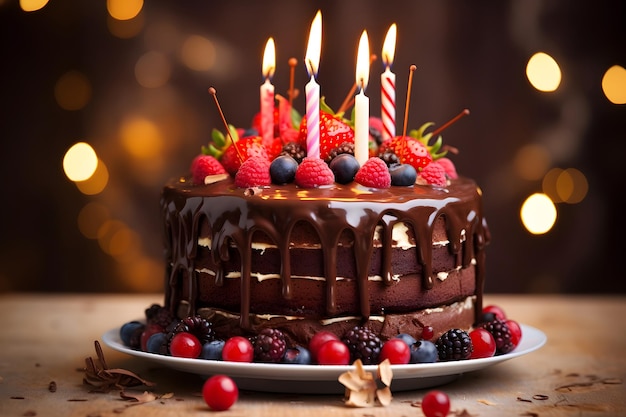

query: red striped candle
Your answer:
[381,24,397,141]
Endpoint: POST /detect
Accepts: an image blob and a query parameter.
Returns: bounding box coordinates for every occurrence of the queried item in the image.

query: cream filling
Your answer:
[197,268,403,283]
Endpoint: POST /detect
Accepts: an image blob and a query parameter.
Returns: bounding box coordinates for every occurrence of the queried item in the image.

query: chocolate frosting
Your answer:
[162,177,490,329]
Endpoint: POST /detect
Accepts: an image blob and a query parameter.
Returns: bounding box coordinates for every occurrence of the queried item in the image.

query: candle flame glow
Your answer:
[356,30,370,91]
[305,10,322,77]
[262,37,276,79]
[382,23,397,68]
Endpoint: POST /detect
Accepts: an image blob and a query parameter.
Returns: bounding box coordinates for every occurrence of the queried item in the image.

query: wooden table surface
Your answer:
[0,293,624,417]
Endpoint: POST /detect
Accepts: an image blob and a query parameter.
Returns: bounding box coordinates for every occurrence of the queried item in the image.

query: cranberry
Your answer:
[422,390,451,417]
[421,325,434,341]
[222,336,254,362]
[170,332,202,358]
[482,305,507,321]
[316,339,350,365]
[309,331,340,362]
[506,319,522,348]
[202,375,238,411]
[469,328,496,359]
[379,338,411,364]
[140,324,164,352]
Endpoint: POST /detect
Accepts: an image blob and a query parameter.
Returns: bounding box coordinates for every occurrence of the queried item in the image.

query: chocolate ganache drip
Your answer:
[162,177,490,328]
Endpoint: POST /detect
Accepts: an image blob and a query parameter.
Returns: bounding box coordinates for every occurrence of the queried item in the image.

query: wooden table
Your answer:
[1,294,624,416]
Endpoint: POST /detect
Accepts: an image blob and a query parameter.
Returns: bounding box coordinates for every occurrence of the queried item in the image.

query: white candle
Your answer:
[381,24,397,141]
[304,10,322,159]
[260,37,275,146]
[354,30,370,166]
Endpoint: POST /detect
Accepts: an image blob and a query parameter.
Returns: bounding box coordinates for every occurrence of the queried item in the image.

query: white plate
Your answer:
[102,324,546,393]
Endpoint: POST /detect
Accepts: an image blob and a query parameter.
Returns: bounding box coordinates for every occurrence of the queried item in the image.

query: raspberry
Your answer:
[417,162,447,187]
[144,304,175,328]
[253,328,286,363]
[234,156,271,188]
[342,326,383,365]
[281,141,306,163]
[191,154,226,185]
[354,157,391,188]
[294,156,335,188]
[435,328,473,361]
[436,157,458,180]
[480,319,515,355]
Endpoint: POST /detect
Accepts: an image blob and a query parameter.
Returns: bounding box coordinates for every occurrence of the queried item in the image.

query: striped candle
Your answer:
[304,10,322,158]
[381,24,397,141]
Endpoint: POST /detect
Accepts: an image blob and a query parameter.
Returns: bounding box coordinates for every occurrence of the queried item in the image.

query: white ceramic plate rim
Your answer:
[102,323,546,382]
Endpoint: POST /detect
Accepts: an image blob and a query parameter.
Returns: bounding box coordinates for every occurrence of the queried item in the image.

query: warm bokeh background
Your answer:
[1,0,624,294]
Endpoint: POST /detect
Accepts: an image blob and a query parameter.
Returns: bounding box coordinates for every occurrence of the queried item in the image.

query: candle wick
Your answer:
[208,87,244,163]
[288,57,297,106]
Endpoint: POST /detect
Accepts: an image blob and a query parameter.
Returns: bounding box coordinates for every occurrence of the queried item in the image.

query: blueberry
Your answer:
[120,321,144,347]
[270,155,299,184]
[395,333,417,347]
[201,339,225,360]
[389,164,417,186]
[410,340,438,363]
[282,345,312,364]
[329,153,360,184]
[146,332,168,354]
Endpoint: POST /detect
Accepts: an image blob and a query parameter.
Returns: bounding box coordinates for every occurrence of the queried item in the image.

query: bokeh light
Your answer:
[543,167,588,204]
[63,142,99,182]
[107,12,144,39]
[602,65,626,104]
[20,0,48,12]
[526,52,562,92]
[181,35,216,71]
[513,143,552,181]
[75,159,109,195]
[78,202,111,240]
[119,117,164,159]
[520,193,557,235]
[135,51,171,88]
[54,70,92,111]
[107,0,143,21]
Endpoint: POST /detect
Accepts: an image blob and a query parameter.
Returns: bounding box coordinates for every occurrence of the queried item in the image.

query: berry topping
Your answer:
[294,156,335,188]
[308,331,340,363]
[140,323,165,352]
[480,319,515,355]
[202,375,238,411]
[222,336,254,362]
[421,390,451,417]
[145,332,168,355]
[506,319,523,348]
[327,141,355,161]
[410,340,439,363]
[378,149,400,167]
[234,156,272,188]
[120,321,144,349]
[482,304,507,321]
[144,304,175,328]
[201,340,225,361]
[435,157,458,179]
[316,339,350,365]
[253,328,287,363]
[354,157,392,188]
[220,136,269,175]
[417,162,448,187]
[280,141,306,163]
[269,155,298,184]
[319,111,355,161]
[389,163,417,186]
[170,332,202,358]
[469,328,496,359]
[282,346,312,365]
[329,153,360,184]
[379,338,411,364]
[342,326,383,365]
[392,136,433,171]
[168,315,215,346]
[191,155,227,185]
[421,325,435,341]
[435,328,473,361]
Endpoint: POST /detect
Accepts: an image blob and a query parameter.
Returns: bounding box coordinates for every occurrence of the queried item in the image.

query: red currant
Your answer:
[482,304,507,321]
[422,390,450,417]
[316,339,350,365]
[222,336,254,362]
[202,375,238,411]
[506,319,522,348]
[309,331,340,362]
[469,328,496,359]
[379,338,410,364]
[170,332,202,358]
[421,325,434,341]
[140,324,164,352]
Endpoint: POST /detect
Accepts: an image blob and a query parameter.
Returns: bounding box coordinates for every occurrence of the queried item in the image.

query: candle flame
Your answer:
[262,37,276,79]
[356,30,370,91]
[382,23,397,67]
[305,10,322,77]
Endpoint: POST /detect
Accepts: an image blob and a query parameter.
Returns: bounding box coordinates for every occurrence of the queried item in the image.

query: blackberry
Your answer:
[480,319,514,355]
[145,304,175,328]
[342,326,382,365]
[281,142,306,164]
[378,150,400,167]
[369,126,383,146]
[436,329,473,361]
[327,141,355,163]
[253,328,286,363]
[167,315,215,352]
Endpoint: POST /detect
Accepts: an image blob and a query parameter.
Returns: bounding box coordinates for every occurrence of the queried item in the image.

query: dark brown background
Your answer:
[1,0,624,294]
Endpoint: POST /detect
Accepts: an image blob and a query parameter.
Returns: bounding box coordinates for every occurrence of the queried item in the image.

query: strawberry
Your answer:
[234,156,271,188]
[392,136,433,172]
[191,155,227,185]
[297,110,355,162]
[294,157,335,188]
[354,157,391,188]
[220,136,269,175]
[417,161,447,187]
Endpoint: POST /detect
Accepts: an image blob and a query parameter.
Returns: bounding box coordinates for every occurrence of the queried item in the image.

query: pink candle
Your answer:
[304,10,322,159]
[354,30,370,166]
[260,38,275,146]
[381,24,397,141]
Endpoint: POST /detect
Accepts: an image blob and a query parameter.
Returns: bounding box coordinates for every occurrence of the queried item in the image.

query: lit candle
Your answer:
[381,23,397,141]
[354,30,370,166]
[304,10,322,159]
[260,37,276,147]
